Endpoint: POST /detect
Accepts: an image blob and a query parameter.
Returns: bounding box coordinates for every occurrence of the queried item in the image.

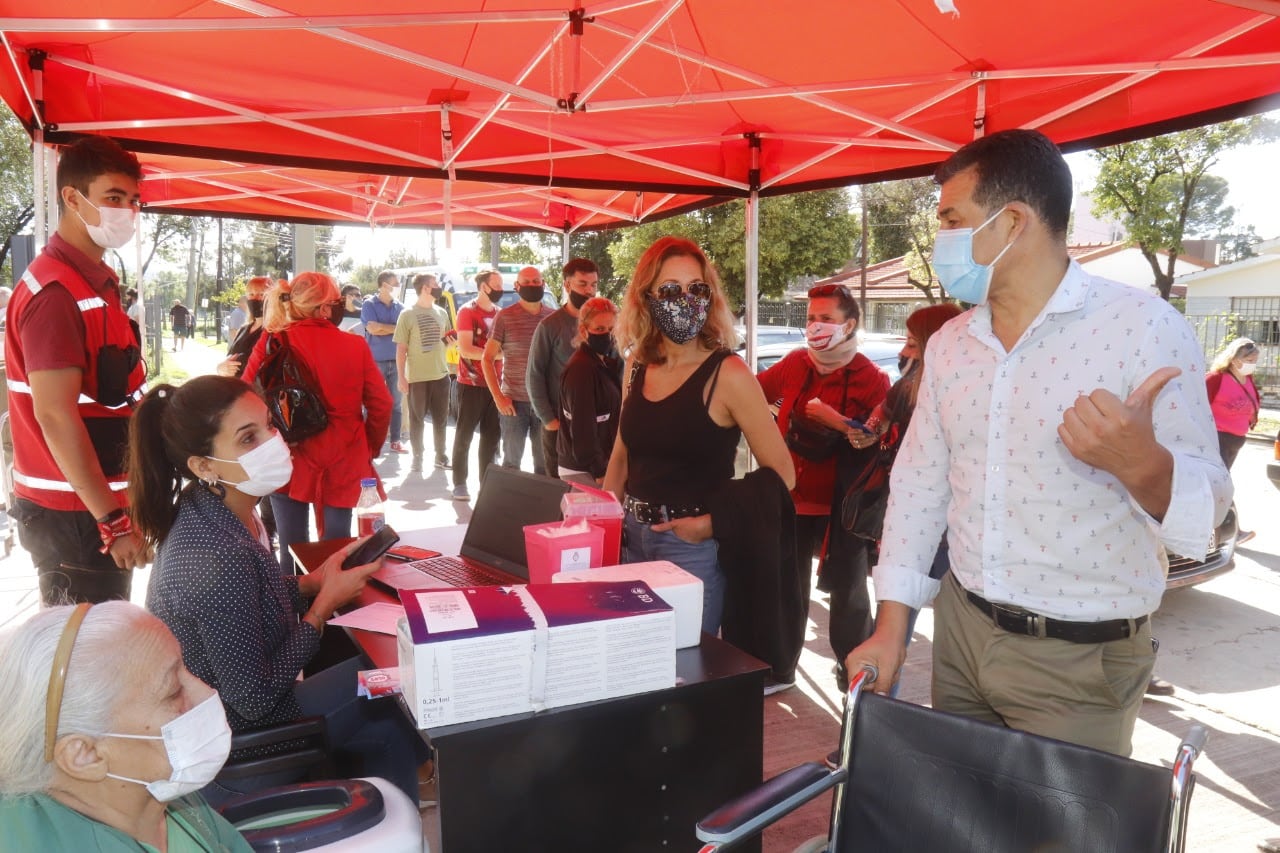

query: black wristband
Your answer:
[96,507,127,525]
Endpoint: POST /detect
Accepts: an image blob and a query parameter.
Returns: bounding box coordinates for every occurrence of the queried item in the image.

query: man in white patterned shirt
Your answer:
[846,129,1232,755]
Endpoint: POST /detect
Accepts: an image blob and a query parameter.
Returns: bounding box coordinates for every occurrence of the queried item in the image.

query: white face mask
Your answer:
[75,190,137,250]
[208,433,294,497]
[103,693,231,802]
[1238,361,1257,376]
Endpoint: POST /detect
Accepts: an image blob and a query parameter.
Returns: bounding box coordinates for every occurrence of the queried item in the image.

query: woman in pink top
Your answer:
[1206,337,1260,542]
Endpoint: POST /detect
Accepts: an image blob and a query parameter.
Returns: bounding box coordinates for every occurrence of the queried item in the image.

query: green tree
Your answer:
[861,179,941,301]
[1215,224,1260,265]
[1090,117,1275,300]
[0,108,34,280]
[608,189,856,309]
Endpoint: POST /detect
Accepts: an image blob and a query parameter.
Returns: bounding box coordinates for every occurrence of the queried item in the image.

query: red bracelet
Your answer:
[96,510,134,554]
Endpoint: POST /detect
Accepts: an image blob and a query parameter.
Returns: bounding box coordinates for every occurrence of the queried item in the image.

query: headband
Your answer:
[44,603,92,762]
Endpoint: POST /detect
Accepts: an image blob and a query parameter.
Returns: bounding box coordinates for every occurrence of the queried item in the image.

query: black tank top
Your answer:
[620,348,741,506]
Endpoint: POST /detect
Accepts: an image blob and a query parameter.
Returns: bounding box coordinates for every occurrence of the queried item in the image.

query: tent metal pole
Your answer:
[30,50,47,252]
[562,230,570,266]
[744,134,761,472]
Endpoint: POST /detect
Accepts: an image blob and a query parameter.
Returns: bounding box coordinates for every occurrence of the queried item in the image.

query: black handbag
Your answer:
[254,331,329,443]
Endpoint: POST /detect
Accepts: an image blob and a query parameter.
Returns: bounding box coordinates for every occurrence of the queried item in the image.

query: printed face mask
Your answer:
[805,321,859,371]
[103,693,232,802]
[76,191,137,250]
[208,433,294,497]
[646,292,710,345]
[931,207,1013,305]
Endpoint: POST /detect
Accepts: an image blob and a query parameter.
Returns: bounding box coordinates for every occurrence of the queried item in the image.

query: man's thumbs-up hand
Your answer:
[1059,367,1180,475]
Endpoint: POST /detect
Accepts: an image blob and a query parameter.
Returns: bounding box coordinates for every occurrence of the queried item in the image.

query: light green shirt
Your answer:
[393,302,451,383]
[0,791,253,852]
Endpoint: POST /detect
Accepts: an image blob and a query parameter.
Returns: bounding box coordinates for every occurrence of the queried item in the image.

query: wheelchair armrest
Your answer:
[230,715,326,752]
[696,762,844,848]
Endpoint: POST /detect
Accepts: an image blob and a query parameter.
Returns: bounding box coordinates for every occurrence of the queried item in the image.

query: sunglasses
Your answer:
[808,283,851,299]
[655,280,712,301]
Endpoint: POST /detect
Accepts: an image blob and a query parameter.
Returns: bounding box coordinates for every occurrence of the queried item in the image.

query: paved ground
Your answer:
[1,337,1277,849]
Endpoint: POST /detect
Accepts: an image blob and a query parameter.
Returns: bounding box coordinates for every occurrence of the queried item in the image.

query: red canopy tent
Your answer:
[2,0,1278,231]
[1,0,1278,340]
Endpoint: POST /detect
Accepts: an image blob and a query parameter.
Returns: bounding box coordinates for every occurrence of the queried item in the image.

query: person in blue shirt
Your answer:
[361,271,406,453]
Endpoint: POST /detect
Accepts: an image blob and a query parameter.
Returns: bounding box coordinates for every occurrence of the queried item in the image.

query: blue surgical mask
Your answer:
[931,208,1013,305]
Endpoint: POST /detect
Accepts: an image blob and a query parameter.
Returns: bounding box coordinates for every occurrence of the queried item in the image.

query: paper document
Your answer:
[328,601,406,635]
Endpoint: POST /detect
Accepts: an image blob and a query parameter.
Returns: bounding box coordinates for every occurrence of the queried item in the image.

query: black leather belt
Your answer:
[965,589,1148,644]
[624,495,707,525]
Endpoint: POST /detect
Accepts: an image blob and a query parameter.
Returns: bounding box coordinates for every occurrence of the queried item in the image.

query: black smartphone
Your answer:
[342,525,400,570]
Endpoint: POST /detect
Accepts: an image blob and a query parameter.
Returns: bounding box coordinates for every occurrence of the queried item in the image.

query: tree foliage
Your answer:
[1090,117,1275,300]
[0,108,34,280]
[861,178,941,302]
[608,189,856,309]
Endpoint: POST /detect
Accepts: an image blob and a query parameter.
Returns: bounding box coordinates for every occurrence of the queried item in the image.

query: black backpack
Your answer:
[254,331,329,443]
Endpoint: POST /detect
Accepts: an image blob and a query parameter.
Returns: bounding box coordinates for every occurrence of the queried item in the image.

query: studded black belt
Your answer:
[624,495,707,525]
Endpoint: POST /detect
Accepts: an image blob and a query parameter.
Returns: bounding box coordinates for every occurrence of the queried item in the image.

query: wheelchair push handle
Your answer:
[1180,724,1207,757]
[847,664,878,697]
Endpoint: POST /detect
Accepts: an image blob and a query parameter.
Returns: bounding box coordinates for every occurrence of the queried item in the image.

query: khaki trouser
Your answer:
[931,573,1155,756]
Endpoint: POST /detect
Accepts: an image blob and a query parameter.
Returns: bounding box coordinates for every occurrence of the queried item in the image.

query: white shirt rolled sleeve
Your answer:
[873,261,1231,621]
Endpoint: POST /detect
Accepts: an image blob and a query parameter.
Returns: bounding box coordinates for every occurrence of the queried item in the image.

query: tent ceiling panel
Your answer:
[2,0,1278,230]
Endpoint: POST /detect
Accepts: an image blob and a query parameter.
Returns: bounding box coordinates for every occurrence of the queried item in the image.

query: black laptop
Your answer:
[374,466,570,591]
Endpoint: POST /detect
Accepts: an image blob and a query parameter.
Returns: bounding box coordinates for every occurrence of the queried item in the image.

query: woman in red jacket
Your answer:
[244,272,392,574]
[757,283,889,692]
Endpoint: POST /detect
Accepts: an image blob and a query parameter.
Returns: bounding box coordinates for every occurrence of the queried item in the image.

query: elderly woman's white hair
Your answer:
[1209,337,1259,374]
[0,602,148,796]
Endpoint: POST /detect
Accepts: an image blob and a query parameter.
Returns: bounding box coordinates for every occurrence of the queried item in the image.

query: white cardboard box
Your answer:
[551,561,703,649]
[396,581,675,728]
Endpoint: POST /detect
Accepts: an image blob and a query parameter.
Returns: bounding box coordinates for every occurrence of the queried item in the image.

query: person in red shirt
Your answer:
[5,136,148,604]
[449,270,503,502]
[242,272,392,574]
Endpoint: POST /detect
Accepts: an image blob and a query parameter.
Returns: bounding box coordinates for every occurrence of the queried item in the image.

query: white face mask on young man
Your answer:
[102,693,232,802]
[75,190,137,250]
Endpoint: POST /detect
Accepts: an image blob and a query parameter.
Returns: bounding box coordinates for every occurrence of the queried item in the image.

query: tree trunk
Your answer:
[1138,243,1174,301]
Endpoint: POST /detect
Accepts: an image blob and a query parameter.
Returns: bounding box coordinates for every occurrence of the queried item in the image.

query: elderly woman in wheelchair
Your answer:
[0,602,253,851]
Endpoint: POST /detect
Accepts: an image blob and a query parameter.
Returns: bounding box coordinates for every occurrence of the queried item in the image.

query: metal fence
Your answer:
[757,299,910,334]
[1186,306,1280,405]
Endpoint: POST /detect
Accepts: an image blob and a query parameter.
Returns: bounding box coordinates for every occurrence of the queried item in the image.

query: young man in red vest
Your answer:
[5,136,148,604]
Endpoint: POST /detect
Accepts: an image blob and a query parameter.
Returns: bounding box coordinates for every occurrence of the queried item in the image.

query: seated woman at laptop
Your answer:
[127,375,429,804]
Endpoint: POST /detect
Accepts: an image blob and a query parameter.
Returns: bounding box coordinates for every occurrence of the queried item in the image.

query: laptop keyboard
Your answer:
[410,555,512,587]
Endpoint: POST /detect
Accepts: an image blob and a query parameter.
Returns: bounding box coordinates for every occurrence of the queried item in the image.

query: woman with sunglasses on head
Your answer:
[242,272,393,574]
[1206,337,1261,544]
[128,376,429,805]
[605,237,795,639]
[757,283,891,690]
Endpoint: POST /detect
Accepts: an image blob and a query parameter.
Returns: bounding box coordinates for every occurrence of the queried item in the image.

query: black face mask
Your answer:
[247,298,265,319]
[568,290,590,310]
[483,286,502,303]
[518,285,544,304]
[430,288,443,300]
[586,332,614,357]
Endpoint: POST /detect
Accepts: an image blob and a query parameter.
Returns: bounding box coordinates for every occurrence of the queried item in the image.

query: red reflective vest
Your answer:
[5,252,146,512]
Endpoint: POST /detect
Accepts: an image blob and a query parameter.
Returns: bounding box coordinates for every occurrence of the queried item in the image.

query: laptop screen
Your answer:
[461,467,571,579]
